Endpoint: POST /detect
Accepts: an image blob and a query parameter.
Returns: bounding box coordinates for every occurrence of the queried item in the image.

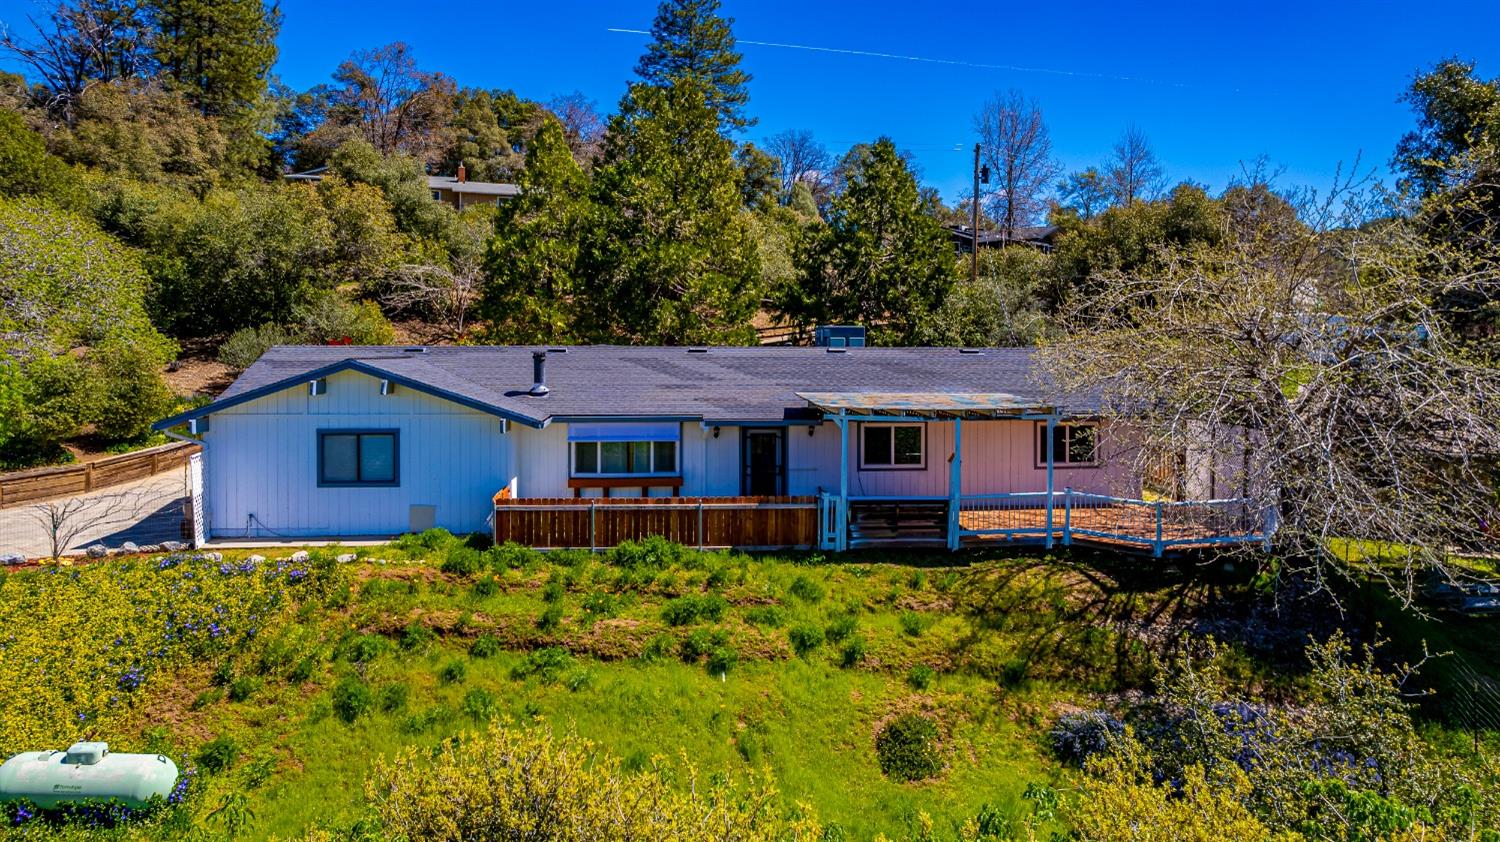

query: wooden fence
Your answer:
[0,441,199,509]
[493,496,817,550]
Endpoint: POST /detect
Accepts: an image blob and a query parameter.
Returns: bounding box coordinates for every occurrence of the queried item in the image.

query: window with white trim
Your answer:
[1037,422,1098,467]
[860,423,925,469]
[568,422,680,477]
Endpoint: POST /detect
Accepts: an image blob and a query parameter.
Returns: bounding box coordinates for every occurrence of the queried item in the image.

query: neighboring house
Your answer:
[948,224,1060,255]
[154,346,1270,554]
[284,164,519,211]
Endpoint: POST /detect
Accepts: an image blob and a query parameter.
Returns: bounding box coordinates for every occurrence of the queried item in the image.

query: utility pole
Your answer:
[971,143,981,284]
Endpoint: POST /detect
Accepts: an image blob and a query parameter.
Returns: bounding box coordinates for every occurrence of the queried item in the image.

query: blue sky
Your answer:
[4,0,1498,201]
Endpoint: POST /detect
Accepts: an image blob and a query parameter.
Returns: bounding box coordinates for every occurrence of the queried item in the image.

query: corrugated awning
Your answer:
[796,392,1055,418]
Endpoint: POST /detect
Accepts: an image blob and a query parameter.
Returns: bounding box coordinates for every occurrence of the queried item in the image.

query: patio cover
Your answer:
[795,392,1056,419]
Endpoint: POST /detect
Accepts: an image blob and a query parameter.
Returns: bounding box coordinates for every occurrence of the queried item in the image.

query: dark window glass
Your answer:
[321,432,397,485]
[893,426,923,465]
[574,442,598,474]
[321,434,359,483]
[600,442,628,473]
[863,426,892,465]
[1068,425,1096,464]
[653,441,677,473]
[628,441,653,474]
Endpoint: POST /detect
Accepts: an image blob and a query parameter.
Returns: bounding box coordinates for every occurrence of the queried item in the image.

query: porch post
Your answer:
[1045,414,1057,549]
[836,414,849,552]
[947,417,963,550]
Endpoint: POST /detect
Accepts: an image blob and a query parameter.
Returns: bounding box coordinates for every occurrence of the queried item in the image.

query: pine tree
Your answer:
[481,117,592,343]
[634,0,753,133]
[579,80,760,344]
[781,138,956,344]
[149,0,279,118]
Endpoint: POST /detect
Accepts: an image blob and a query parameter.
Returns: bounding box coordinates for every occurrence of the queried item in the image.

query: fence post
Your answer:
[83,463,94,492]
[589,502,597,553]
[1153,501,1164,558]
[697,500,705,550]
[1063,487,1072,546]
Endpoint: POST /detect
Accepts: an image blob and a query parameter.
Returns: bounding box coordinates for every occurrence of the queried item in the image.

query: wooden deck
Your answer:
[958,505,1245,550]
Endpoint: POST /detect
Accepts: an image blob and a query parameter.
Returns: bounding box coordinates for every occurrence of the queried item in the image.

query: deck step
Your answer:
[847,501,950,544]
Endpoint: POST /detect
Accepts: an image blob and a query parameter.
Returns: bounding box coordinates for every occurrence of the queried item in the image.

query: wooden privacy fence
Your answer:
[0,441,199,509]
[493,496,817,550]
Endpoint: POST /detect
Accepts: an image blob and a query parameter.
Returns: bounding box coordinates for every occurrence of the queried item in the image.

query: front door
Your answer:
[742,428,786,496]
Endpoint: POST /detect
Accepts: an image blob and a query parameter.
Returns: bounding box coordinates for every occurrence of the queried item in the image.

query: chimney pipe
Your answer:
[529,351,549,396]
[457,162,467,183]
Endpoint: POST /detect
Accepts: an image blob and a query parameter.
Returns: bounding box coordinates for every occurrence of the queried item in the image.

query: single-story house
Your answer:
[283,165,519,211]
[948,224,1060,255]
[154,345,1270,554]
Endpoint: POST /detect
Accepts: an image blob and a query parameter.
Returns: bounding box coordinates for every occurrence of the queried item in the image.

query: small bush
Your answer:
[342,633,390,663]
[195,736,240,774]
[218,323,298,371]
[473,575,500,597]
[190,688,222,710]
[227,675,261,702]
[470,633,502,658]
[462,687,499,722]
[680,628,729,662]
[288,655,317,683]
[788,623,824,657]
[512,646,572,682]
[661,593,729,626]
[581,590,618,618]
[400,623,435,652]
[211,660,235,687]
[541,580,565,603]
[743,605,784,627]
[536,605,563,631]
[788,575,825,603]
[706,646,738,676]
[899,611,927,637]
[1049,711,1125,767]
[875,713,942,782]
[441,546,484,576]
[608,535,685,570]
[486,542,543,570]
[463,531,493,550]
[395,527,455,553]
[640,634,674,661]
[825,613,858,643]
[439,659,468,684]
[840,636,867,668]
[379,683,411,713]
[332,676,374,723]
[906,664,935,690]
[564,668,594,692]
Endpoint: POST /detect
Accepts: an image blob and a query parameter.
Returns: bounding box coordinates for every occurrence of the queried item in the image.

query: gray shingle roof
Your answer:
[427,176,520,197]
[172,345,1094,429]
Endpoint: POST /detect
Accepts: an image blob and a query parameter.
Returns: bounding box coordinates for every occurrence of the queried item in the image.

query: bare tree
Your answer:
[28,488,158,560]
[1105,124,1167,206]
[0,0,149,116]
[765,128,831,200]
[383,258,484,340]
[321,42,454,162]
[547,91,604,165]
[974,89,1060,236]
[1042,164,1500,604]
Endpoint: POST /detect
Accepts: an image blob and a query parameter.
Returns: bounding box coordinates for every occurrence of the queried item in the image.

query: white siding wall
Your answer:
[204,370,513,537]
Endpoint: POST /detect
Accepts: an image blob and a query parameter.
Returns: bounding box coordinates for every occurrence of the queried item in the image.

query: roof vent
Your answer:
[825,347,847,354]
[959,348,984,355]
[547,347,568,354]
[529,351,550,397]
[402,346,426,353]
[687,347,709,354]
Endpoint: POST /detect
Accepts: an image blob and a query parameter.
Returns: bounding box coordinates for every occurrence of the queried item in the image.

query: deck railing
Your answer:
[494,496,817,550]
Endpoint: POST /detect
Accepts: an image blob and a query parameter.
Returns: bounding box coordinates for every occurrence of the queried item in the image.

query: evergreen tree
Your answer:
[481,117,592,343]
[579,80,760,344]
[634,0,753,133]
[149,0,279,118]
[781,138,954,344]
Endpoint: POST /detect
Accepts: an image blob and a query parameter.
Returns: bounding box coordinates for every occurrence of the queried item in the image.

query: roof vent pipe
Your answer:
[529,351,550,397]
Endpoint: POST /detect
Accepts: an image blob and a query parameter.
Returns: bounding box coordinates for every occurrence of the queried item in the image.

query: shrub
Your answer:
[788,575,824,603]
[195,736,240,774]
[564,668,594,692]
[400,623,435,652]
[395,528,455,553]
[787,624,824,657]
[640,634,674,661]
[342,633,391,663]
[541,579,565,603]
[825,613,858,643]
[906,664,936,690]
[512,647,571,682]
[379,683,411,713]
[1049,711,1125,767]
[294,289,396,346]
[366,724,826,839]
[486,542,543,570]
[899,611,927,637]
[470,634,501,658]
[680,628,729,662]
[706,646,738,676]
[462,688,499,722]
[227,675,261,702]
[218,323,299,371]
[441,546,484,576]
[439,659,468,684]
[743,605,784,627]
[840,636,867,668]
[608,536,685,570]
[536,605,563,631]
[581,590,618,618]
[333,676,374,723]
[661,593,729,626]
[288,655,317,683]
[875,714,942,782]
[472,575,499,597]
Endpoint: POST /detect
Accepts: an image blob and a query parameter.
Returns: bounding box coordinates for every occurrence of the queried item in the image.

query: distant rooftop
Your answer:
[281,166,520,197]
